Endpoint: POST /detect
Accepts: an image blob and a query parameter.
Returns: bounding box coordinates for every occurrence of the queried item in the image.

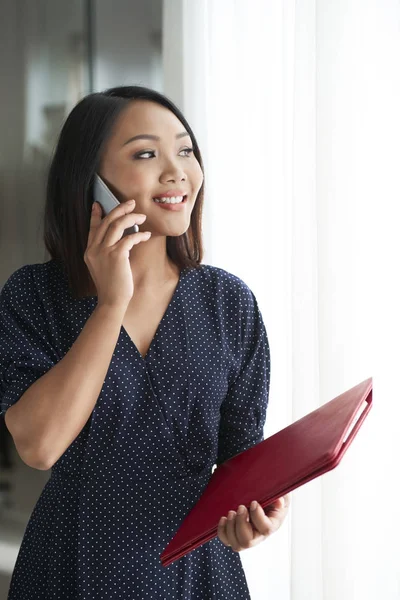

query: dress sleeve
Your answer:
[0,265,60,418]
[216,285,271,467]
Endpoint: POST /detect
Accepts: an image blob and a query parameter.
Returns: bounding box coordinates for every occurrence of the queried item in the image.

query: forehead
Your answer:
[111,100,184,141]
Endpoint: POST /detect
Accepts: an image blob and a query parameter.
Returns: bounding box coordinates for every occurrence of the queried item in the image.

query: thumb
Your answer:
[268,497,286,511]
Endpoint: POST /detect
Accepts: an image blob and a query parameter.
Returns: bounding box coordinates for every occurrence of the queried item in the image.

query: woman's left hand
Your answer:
[217,494,291,552]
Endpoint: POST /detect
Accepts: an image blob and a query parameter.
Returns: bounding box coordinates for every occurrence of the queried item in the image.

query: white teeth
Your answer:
[153,195,185,204]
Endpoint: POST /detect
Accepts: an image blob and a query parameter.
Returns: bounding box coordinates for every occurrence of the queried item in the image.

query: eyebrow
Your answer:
[122,131,190,147]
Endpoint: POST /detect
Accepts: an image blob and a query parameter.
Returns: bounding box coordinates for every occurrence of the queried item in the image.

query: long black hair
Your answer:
[43,86,205,299]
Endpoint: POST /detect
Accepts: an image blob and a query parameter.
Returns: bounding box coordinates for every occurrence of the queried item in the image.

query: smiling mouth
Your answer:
[152,195,188,204]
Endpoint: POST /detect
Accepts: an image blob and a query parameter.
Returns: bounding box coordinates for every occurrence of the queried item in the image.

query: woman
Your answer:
[0,86,289,599]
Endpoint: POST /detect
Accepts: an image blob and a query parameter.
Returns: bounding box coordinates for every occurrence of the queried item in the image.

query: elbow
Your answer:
[23,452,53,471]
[15,439,52,471]
[4,406,53,470]
[19,438,54,470]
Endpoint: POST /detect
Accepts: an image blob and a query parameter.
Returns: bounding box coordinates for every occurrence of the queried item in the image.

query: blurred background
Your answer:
[0,0,162,280]
[0,0,162,594]
[1,1,400,599]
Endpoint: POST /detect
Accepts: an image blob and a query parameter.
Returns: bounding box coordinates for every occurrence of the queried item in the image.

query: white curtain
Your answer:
[163,1,400,598]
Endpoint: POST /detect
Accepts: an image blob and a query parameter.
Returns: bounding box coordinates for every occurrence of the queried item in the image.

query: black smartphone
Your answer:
[93,174,139,237]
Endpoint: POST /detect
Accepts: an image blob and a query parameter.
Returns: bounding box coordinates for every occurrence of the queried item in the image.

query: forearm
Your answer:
[5,303,126,469]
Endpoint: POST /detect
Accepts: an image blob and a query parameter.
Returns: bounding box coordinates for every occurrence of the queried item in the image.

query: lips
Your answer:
[152,195,187,204]
[152,195,188,210]
[152,191,189,199]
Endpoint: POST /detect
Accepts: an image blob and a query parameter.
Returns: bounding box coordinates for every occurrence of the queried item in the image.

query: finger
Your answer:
[118,230,152,251]
[265,496,285,509]
[225,511,238,549]
[249,502,277,536]
[276,495,289,509]
[90,201,147,249]
[89,200,136,247]
[103,212,148,248]
[265,495,291,515]
[234,505,255,549]
[87,202,103,247]
[217,517,231,547]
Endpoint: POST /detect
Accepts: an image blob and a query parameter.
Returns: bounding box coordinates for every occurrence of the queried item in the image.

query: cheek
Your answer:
[124,169,150,194]
[191,163,204,190]
[113,175,150,203]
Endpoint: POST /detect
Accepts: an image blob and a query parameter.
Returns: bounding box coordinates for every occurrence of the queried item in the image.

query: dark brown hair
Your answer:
[43,86,205,299]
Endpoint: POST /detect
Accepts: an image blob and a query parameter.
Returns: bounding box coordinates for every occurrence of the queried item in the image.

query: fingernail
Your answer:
[228,511,235,520]
[250,501,257,511]
[127,199,135,204]
[92,203,96,211]
[237,505,245,515]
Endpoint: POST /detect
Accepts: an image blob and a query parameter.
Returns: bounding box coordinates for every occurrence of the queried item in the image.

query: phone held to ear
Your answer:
[93,174,140,237]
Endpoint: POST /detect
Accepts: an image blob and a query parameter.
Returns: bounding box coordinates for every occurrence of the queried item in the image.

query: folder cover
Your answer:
[161,377,373,567]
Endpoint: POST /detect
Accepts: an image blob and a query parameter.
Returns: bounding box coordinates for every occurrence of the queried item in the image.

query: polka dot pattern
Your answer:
[0,260,270,599]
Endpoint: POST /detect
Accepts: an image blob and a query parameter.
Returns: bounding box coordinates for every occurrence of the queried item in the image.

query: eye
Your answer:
[134,147,194,160]
[180,147,194,157]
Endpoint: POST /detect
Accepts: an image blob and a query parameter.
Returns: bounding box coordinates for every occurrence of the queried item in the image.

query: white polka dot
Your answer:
[0,260,270,599]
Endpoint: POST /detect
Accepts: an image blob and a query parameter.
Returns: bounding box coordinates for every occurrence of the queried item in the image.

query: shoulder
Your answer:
[1,261,59,304]
[194,263,253,293]
[1,264,33,299]
[195,263,257,307]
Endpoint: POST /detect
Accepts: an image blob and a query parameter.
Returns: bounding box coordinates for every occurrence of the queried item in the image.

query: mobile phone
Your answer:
[93,174,139,237]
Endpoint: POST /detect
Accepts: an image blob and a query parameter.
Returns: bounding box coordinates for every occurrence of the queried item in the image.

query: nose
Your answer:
[161,151,189,176]
[162,164,187,183]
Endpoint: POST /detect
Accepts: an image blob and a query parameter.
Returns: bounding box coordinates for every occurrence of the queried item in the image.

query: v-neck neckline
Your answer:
[120,266,188,364]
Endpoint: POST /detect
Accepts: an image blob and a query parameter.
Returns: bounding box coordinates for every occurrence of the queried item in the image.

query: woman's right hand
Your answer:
[84,199,152,309]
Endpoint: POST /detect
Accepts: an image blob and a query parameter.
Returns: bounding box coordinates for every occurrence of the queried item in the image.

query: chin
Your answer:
[165,229,188,238]
[157,221,187,235]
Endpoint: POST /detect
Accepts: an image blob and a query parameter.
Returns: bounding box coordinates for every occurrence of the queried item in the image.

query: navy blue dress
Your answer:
[0,260,270,599]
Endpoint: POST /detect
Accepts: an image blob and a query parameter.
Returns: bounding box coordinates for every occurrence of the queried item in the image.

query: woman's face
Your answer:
[98,100,204,237]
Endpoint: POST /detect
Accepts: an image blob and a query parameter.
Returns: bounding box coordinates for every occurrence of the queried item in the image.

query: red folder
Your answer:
[161,377,372,567]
